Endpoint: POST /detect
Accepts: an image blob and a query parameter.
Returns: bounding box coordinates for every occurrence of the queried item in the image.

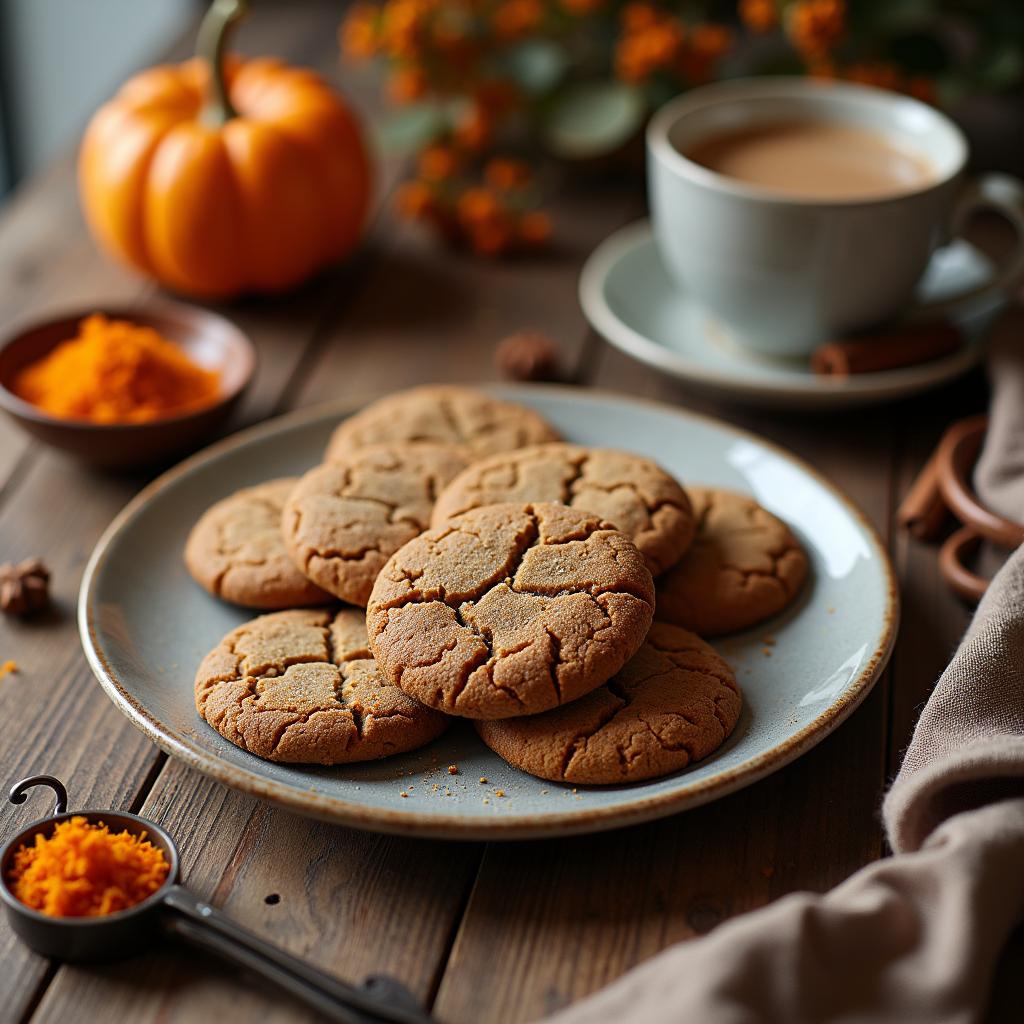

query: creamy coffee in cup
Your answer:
[647,78,1024,358]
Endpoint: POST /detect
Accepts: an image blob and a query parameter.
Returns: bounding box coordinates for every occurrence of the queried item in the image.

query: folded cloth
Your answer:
[975,306,1024,522]
[546,473,1024,1024]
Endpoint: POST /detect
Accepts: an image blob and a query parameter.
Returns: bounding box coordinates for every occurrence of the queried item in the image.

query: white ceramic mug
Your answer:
[647,77,1024,358]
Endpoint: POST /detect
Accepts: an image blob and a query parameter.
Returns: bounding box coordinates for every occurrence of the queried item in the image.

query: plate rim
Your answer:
[579,219,988,405]
[79,384,900,840]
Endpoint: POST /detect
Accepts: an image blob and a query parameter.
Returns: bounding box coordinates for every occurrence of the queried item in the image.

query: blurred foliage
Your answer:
[341,0,1024,254]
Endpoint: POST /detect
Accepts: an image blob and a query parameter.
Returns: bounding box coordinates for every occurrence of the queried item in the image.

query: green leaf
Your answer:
[374,105,448,156]
[499,41,568,96]
[542,81,645,160]
[977,42,1024,90]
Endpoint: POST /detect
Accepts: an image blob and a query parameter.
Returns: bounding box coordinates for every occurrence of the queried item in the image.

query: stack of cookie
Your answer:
[186,385,808,786]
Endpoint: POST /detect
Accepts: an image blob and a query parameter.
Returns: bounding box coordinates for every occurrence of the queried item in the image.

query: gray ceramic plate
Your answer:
[80,386,898,840]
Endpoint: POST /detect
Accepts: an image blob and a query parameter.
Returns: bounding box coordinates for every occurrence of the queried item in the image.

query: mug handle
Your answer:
[912,173,1024,317]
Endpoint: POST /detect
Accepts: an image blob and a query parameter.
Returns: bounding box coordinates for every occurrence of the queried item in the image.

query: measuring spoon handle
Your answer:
[160,885,433,1024]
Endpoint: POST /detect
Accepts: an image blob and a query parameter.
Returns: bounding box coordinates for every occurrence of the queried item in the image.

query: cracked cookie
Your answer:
[282,443,469,607]
[431,443,695,576]
[476,623,742,784]
[325,385,560,461]
[195,608,449,764]
[185,479,332,609]
[656,488,808,636]
[366,502,656,719]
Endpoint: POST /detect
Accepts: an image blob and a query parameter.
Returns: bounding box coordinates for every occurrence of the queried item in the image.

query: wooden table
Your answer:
[0,3,1019,1021]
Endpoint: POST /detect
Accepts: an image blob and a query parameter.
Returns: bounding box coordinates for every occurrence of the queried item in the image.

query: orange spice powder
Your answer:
[12,314,220,424]
[7,816,170,917]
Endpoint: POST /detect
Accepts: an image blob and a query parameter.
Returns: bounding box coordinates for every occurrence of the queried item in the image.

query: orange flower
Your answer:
[387,65,428,103]
[455,103,493,150]
[788,0,845,58]
[615,17,686,83]
[561,0,603,14]
[381,0,432,58]
[907,75,937,105]
[340,5,379,59]
[485,158,532,190]
[518,210,552,246]
[418,144,461,182]
[396,181,436,219]
[678,24,732,84]
[689,23,732,59]
[740,0,777,33]
[808,58,837,79]
[620,2,657,32]
[457,187,503,226]
[493,0,544,40]
[844,60,901,92]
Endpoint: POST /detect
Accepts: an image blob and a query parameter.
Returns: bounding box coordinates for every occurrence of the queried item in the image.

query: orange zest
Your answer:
[8,816,170,918]
[12,314,221,424]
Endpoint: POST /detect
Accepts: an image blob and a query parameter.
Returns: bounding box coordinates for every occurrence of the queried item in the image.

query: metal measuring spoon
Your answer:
[0,776,434,1024]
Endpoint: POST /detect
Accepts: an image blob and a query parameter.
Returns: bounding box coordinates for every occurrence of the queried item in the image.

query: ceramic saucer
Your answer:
[579,219,1004,409]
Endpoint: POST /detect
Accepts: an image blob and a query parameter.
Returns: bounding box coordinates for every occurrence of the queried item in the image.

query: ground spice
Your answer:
[7,816,170,917]
[13,314,220,424]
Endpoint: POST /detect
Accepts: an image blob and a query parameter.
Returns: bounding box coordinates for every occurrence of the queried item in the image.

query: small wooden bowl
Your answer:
[0,303,255,470]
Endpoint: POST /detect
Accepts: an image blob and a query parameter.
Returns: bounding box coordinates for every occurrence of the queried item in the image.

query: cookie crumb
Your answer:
[479,776,488,784]
[400,791,409,798]
[431,783,440,792]
[447,764,459,775]
[494,789,505,798]
[483,798,490,805]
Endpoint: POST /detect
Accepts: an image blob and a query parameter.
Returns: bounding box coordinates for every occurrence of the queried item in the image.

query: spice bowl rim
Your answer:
[0,807,181,928]
[0,300,256,433]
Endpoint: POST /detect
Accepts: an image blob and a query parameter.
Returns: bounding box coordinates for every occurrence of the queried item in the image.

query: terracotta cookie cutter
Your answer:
[899,414,1024,602]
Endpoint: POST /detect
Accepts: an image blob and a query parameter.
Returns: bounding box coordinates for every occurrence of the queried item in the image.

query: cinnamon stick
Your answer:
[812,321,963,377]
[898,447,949,541]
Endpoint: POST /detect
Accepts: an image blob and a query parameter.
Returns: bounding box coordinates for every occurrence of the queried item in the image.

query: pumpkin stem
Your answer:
[197,0,249,126]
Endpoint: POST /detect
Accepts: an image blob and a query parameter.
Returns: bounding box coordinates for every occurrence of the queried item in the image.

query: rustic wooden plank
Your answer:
[0,455,164,1021]
[0,4,377,1019]
[432,341,896,1022]
[291,184,643,406]
[30,759,480,1024]
[24,170,649,1024]
[434,685,887,1023]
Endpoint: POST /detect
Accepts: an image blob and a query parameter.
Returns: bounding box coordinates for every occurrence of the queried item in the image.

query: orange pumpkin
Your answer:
[79,0,371,298]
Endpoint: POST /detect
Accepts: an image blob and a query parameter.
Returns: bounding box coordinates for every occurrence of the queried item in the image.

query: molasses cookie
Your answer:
[195,608,448,764]
[476,623,742,784]
[185,479,331,609]
[282,443,468,606]
[431,443,695,575]
[367,502,655,719]
[656,487,808,635]
[325,385,560,461]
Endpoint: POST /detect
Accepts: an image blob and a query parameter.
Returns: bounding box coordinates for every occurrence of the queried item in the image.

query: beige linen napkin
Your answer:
[546,346,1024,1023]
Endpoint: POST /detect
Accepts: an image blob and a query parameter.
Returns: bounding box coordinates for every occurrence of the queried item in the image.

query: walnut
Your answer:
[495,330,561,382]
[0,558,51,616]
